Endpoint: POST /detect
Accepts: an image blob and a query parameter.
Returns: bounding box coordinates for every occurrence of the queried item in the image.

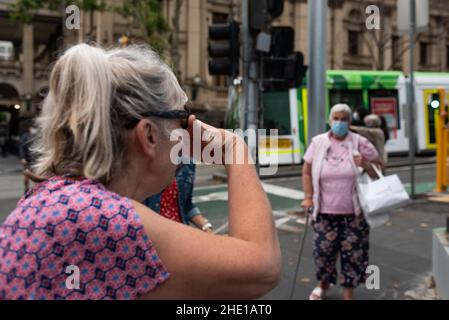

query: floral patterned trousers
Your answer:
[312,213,370,288]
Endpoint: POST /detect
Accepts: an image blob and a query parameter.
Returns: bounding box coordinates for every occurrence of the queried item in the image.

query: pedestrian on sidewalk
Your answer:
[378,115,390,143]
[143,162,213,232]
[350,113,387,167]
[363,114,388,165]
[0,44,280,300]
[0,129,7,158]
[301,103,382,300]
[19,124,37,193]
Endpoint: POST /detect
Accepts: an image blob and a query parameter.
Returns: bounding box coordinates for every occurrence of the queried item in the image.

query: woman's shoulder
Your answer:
[13,175,135,231]
[0,175,169,300]
[27,175,128,207]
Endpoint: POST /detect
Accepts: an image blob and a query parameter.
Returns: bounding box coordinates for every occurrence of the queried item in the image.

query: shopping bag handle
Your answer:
[370,163,384,179]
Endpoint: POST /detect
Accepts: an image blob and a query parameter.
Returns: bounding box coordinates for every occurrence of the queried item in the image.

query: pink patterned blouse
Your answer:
[0,175,169,300]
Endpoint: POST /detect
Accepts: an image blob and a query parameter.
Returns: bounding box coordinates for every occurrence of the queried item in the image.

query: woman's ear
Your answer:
[135,120,158,159]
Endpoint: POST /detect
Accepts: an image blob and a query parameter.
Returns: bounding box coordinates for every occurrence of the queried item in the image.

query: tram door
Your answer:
[258,90,301,166]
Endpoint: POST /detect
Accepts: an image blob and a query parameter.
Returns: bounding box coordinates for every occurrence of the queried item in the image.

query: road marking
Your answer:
[193,192,228,203]
[194,184,227,191]
[261,183,304,200]
[213,222,229,234]
[213,213,301,234]
[277,224,303,233]
[194,183,304,202]
[275,217,292,227]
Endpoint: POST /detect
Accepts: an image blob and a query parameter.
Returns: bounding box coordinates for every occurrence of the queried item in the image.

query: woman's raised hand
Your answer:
[185,115,249,166]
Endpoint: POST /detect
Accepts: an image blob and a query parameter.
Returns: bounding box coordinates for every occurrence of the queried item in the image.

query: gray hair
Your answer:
[364,114,381,128]
[329,103,352,122]
[32,43,187,183]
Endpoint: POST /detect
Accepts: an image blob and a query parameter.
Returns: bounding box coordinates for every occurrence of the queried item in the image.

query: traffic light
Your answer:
[262,27,307,89]
[208,19,240,78]
[267,0,284,19]
[249,0,284,31]
[430,93,440,109]
[269,26,294,57]
[285,52,308,87]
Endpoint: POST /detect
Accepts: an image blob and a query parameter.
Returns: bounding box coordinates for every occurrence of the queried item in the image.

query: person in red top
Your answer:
[144,163,213,232]
[159,179,183,223]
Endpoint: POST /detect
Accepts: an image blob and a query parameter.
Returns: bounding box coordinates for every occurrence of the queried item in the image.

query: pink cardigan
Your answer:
[309,131,363,220]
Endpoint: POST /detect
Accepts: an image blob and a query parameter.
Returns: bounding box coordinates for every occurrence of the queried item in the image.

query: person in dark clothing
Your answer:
[19,125,37,192]
[351,106,369,126]
[378,115,390,143]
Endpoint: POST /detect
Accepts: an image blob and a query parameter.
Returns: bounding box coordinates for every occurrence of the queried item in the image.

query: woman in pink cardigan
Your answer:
[301,104,382,300]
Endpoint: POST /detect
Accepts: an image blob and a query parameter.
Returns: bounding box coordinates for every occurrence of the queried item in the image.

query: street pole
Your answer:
[307,0,327,143]
[242,0,259,169]
[408,0,416,197]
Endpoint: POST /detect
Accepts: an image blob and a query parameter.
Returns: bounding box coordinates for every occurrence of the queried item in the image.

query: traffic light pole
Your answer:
[307,0,328,143]
[242,0,259,168]
[408,0,416,198]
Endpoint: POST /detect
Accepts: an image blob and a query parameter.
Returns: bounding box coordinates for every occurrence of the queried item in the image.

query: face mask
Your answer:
[331,121,349,137]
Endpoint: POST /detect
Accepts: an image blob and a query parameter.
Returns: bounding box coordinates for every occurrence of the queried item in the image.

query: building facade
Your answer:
[1,0,449,139]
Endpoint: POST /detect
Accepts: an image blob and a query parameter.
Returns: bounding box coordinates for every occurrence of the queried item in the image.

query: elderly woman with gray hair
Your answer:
[0,44,281,300]
[301,104,382,300]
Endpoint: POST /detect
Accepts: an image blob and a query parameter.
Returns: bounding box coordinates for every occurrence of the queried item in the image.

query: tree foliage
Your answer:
[9,0,169,55]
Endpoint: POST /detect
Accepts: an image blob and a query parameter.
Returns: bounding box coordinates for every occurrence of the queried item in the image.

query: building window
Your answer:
[420,42,429,65]
[212,12,228,24]
[348,31,360,56]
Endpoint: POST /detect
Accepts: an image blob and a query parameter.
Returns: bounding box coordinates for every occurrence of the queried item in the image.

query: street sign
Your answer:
[397,0,429,34]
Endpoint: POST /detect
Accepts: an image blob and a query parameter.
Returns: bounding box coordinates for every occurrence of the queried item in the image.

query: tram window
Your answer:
[329,90,364,111]
[262,91,291,135]
[368,90,400,130]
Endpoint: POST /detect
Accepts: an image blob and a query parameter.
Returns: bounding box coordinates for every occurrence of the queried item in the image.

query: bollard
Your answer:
[435,88,447,192]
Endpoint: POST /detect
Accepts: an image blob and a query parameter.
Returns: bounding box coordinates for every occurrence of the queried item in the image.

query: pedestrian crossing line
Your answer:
[194,184,227,191]
[213,214,302,235]
[261,183,304,200]
[277,224,303,233]
[275,216,292,227]
[213,222,229,235]
[193,183,304,203]
[193,192,228,203]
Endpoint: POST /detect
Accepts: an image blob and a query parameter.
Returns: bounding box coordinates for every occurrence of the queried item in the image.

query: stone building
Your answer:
[1,0,449,140]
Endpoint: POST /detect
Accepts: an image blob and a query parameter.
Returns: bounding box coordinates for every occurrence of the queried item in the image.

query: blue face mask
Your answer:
[331,121,349,137]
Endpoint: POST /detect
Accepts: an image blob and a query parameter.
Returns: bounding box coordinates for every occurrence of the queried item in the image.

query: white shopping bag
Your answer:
[356,165,410,228]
